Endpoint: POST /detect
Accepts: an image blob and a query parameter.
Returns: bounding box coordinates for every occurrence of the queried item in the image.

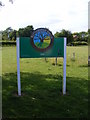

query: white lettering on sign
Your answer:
[40,53,45,56]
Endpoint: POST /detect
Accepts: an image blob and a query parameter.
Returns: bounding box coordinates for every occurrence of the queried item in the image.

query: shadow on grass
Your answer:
[52,63,70,67]
[2,72,88,119]
[79,64,88,67]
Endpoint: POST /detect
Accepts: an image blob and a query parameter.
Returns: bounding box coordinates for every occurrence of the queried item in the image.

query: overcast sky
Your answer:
[0,0,89,34]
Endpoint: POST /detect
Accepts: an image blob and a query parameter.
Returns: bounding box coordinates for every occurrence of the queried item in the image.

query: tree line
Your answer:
[54,29,88,45]
[2,26,34,41]
[1,25,88,45]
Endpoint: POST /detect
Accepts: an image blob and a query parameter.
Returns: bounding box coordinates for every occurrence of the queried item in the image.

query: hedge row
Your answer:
[0,41,88,46]
[68,41,88,46]
[0,41,16,46]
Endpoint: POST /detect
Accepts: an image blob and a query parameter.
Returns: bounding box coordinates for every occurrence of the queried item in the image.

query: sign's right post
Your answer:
[63,38,67,95]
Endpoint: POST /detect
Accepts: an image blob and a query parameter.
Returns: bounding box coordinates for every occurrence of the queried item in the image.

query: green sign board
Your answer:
[19,37,64,58]
[16,28,67,96]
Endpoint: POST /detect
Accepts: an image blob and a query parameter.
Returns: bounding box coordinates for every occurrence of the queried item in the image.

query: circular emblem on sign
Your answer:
[31,28,54,52]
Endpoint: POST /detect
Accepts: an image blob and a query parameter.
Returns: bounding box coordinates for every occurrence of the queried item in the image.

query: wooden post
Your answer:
[73,52,75,61]
[55,57,57,65]
[45,57,47,62]
[88,56,90,66]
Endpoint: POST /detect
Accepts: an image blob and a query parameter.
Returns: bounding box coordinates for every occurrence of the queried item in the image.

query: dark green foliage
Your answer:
[2,25,34,41]
[73,31,88,42]
[68,41,88,46]
[2,27,13,40]
[9,30,17,40]
[2,31,8,40]
[54,29,73,44]
[2,27,89,46]
[54,30,88,46]
[1,41,16,46]
[18,25,34,37]
[88,29,90,44]
[88,29,90,33]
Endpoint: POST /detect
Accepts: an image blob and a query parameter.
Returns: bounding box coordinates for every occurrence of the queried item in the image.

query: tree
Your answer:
[73,31,88,42]
[0,0,13,7]
[0,1,4,6]
[6,27,13,32]
[0,31,2,40]
[9,30,17,40]
[18,25,34,37]
[2,31,8,40]
[2,27,13,40]
[54,29,73,44]
[73,32,80,41]
[88,29,90,33]
[54,32,60,38]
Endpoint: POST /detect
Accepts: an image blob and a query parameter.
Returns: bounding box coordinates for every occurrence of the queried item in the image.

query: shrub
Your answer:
[0,41,16,46]
[71,41,88,46]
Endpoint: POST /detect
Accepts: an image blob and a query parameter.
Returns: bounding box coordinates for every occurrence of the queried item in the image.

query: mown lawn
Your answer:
[2,46,88,119]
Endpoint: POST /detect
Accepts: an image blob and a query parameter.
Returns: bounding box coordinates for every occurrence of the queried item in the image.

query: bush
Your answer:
[0,41,16,46]
[67,43,73,46]
[70,41,88,46]
[0,41,88,47]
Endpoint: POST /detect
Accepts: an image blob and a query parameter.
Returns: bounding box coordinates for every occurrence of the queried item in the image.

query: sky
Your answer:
[0,0,89,34]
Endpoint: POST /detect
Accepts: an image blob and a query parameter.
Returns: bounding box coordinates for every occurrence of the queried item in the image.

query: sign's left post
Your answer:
[16,37,21,96]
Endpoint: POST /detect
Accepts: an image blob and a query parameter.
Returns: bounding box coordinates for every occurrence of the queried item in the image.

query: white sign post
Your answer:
[63,38,67,95]
[16,37,21,96]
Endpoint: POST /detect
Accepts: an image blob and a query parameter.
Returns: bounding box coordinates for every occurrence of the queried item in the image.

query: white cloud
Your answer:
[0,0,88,33]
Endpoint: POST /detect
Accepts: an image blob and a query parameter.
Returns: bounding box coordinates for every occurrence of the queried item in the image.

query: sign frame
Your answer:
[16,37,67,96]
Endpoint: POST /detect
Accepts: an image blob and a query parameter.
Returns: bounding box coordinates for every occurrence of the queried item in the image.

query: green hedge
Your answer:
[0,41,88,46]
[67,41,88,46]
[0,41,16,46]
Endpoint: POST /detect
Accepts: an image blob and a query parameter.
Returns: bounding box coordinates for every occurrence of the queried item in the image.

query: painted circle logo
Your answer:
[31,28,54,52]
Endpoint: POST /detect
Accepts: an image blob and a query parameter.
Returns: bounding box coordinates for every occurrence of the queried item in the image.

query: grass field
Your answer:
[2,46,88,119]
